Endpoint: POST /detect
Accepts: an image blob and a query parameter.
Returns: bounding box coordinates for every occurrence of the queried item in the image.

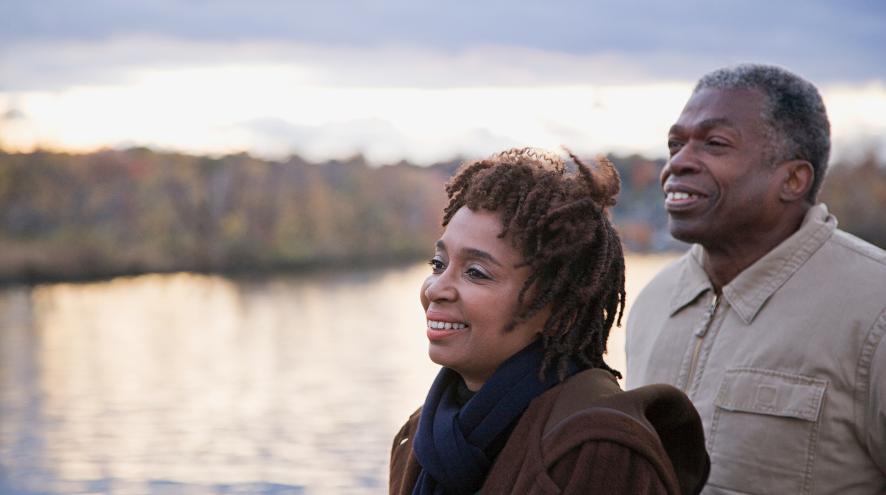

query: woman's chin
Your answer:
[427,345,453,368]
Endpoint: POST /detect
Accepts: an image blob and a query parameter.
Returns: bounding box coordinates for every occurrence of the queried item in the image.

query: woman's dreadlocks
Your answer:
[442,147,626,380]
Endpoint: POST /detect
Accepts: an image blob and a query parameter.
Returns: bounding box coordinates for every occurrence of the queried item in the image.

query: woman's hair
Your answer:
[442,147,625,379]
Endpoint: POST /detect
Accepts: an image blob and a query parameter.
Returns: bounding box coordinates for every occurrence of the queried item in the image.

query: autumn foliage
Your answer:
[0,148,883,283]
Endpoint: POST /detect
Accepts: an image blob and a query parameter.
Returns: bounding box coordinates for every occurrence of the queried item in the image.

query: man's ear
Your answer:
[779,160,814,202]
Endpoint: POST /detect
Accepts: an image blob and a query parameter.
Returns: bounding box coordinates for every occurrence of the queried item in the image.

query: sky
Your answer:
[1,0,885,164]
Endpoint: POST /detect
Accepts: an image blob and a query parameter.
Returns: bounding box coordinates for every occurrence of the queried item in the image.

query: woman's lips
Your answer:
[426,327,465,342]
[427,319,467,330]
[425,318,469,342]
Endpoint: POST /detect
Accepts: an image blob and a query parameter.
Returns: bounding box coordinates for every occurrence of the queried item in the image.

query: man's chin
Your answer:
[668,219,706,245]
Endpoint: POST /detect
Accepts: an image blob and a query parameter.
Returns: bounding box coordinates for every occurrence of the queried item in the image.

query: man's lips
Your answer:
[663,183,709,212]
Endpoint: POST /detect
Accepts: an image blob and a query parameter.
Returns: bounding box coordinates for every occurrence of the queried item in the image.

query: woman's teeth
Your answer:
[427,320,467,330]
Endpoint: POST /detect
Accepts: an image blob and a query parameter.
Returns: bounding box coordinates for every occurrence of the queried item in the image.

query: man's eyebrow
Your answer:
[697,118,740,132]
[669,118,740,136]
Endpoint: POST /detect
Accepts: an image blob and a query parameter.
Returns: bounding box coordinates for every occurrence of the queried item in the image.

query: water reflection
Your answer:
[0,256,672,494]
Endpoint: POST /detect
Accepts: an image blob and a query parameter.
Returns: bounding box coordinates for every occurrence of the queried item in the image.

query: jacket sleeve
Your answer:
[866,310,886,475]
[548,439,670,495]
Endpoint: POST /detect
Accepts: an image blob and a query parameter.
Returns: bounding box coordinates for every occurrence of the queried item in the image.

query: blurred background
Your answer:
[1,1,885,494]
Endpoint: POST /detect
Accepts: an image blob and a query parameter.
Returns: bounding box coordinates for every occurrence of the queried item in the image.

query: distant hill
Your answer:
[0,148,883,283]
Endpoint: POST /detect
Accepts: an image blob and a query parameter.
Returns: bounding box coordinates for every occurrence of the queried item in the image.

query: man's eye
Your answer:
[428,258,445,273]
[667,139,683,154]
[706,138,728,147]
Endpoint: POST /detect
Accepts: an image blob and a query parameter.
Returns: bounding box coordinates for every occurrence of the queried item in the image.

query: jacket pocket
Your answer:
[707,367,827,495]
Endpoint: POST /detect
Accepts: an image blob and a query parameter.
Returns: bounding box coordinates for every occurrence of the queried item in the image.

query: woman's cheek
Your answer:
[419,277,432,309]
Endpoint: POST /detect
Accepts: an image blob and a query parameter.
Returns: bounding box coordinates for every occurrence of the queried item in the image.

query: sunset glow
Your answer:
[2,26,885,164]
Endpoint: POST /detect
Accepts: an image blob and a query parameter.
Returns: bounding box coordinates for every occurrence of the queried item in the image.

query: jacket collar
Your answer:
[668,247,713,316]
[669,204,836,323]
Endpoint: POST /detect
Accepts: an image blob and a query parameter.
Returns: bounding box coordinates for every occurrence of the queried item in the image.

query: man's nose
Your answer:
[663,146,702,177]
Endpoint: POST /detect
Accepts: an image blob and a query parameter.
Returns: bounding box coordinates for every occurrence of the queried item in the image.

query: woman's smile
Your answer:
[426,320,468,330]
[425,315,469,342]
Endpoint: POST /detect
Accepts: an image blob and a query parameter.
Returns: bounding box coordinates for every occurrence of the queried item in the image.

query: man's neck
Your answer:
[701,207,809,293]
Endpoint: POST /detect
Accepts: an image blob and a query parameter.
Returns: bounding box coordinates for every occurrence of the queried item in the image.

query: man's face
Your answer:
[661,87,784,248]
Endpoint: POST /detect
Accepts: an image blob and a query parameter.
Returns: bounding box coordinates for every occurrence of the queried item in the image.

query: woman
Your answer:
[390,148,709,494]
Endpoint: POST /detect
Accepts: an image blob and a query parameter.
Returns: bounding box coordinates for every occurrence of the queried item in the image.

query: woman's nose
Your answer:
[423,272,457,303]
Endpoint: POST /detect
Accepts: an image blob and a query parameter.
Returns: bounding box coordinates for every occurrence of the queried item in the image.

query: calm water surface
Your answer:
[0,255,673,495]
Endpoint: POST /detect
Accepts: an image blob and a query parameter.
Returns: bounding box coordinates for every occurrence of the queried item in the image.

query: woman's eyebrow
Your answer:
[435,240,502,266]
[461,247,502,267]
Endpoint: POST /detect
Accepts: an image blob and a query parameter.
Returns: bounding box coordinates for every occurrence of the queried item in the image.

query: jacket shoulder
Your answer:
[807,229,886,316]
[633,252,692,306]
[542,370,710,495]
[829,229,886,273]
[542,412,677,494]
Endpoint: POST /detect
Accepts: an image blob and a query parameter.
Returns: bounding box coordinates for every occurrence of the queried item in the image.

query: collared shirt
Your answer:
[626,204,886,494]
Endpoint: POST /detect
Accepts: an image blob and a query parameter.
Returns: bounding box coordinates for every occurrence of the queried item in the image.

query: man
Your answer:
[626,64,886,494]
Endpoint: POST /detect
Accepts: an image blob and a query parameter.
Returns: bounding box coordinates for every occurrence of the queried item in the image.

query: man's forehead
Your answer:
[673,87,766,130]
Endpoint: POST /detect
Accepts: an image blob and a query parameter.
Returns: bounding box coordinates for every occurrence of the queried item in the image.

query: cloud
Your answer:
[5,33,884,95]
[0,38,701,92]
[231,117,519,164]
[1,1,884,84]
[2,108,25,121]
[233,117,409,162]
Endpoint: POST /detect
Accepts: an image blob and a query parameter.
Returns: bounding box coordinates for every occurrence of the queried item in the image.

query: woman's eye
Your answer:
[465,267,490,280]
[428,258,445,273]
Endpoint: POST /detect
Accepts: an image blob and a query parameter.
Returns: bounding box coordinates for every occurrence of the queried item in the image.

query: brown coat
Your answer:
[390,368,709,494]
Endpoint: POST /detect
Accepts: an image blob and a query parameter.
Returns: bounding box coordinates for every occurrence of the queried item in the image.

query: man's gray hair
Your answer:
[695,64,831,202]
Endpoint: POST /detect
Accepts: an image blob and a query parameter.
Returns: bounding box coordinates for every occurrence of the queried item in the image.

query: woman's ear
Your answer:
[779,160,814,203]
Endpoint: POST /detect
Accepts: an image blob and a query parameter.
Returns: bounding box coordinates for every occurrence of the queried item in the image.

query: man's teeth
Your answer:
[427,320,467,330]
[667,192,699,201]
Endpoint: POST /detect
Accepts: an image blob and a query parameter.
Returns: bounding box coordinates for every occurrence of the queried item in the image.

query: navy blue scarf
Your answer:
[411,340,578,494]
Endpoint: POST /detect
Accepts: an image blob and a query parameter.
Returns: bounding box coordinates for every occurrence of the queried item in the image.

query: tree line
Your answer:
[0,148,883,283]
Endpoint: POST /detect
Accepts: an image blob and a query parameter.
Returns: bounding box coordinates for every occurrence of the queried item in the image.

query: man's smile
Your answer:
[663,183,711,212]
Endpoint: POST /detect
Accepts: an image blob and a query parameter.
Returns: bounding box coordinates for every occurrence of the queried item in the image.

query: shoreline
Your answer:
[0,250,684,288]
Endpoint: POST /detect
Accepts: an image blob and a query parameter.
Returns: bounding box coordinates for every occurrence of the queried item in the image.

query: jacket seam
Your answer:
[803,392,823,494]
[687,303,727,398]
[854,306,886,459]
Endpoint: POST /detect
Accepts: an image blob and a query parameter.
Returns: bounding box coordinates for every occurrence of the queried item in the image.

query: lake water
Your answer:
[0,255,675,495]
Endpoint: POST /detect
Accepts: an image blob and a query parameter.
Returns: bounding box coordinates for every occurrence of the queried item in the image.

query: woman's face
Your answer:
[420,206,545,391]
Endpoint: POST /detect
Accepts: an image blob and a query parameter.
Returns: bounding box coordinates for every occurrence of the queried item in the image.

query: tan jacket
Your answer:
[626,204,886,494]
[390,369,709,495]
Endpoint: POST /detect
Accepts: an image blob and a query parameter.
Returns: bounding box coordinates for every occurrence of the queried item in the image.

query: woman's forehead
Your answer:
[439,208,518,260]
